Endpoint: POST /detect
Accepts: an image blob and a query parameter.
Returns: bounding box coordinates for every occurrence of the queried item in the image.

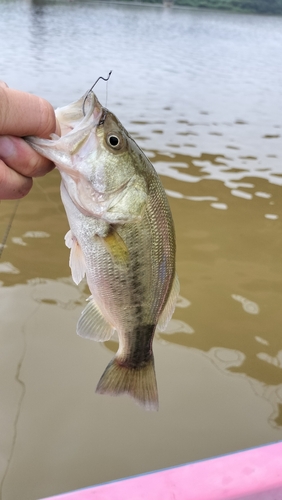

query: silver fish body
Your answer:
[27,91,179,410]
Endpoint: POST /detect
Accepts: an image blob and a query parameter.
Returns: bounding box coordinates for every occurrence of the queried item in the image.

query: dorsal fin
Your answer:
[157,274,180,332]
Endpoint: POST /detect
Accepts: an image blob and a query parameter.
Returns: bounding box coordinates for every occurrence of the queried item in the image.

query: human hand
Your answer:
[0,81,60,200]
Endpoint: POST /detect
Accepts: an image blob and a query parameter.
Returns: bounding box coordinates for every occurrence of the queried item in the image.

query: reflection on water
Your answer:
[231,294,260,314]
[1,1,282,499]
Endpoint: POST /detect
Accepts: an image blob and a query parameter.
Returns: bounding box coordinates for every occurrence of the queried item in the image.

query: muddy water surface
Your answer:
[0,1,282,499]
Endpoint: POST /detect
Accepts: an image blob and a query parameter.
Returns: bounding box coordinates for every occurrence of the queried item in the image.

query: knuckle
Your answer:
[0,159,32,199]
[36,98,56,138]
[28,153,53,177]
[17,179,33,198]
[0,88,9,133]
[0,159,8,186]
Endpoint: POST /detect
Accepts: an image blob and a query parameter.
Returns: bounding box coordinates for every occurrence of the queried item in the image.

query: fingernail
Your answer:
[0,136,16,158]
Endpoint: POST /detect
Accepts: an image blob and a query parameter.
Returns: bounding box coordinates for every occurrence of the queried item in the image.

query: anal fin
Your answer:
[77,297,115,342]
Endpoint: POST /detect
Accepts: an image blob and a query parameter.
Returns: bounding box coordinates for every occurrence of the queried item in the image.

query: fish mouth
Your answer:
[55,91,104,138]
[97,107,108,127]
[53,91,132,218]
[83,91,105,128]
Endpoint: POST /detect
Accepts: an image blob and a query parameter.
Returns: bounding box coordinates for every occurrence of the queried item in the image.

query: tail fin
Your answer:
[96,356,159,411]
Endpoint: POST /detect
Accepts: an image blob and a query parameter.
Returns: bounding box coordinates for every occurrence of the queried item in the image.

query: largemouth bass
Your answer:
[27,91,179,410]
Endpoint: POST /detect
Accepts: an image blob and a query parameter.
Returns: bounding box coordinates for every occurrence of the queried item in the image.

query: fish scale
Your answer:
[26,90,179,410]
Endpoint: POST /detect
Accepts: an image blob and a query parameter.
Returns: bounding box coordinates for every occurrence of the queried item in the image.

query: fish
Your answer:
[26,90,179,411]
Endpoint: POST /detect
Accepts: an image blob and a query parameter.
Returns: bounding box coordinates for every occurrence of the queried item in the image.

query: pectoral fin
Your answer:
[157,274,180,332]
[65,230,86,285]
[102,229,129,265]
[77,297,115,341]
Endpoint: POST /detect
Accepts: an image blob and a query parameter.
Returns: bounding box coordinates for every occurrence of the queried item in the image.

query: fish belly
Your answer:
[62,177,176,410]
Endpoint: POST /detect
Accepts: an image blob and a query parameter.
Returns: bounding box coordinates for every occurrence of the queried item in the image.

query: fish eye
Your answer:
[106,133,122,149]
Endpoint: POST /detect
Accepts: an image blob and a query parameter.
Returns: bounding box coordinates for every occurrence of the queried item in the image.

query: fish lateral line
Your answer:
[26,81,178,412]
[118,323,156,368]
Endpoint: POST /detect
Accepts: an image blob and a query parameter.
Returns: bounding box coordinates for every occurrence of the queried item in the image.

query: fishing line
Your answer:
[0,199,20,259]
[82,71,112,116]
[105,76,110,109]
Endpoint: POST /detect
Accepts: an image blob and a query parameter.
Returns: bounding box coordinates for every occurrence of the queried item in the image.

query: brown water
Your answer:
[1,1,282,499]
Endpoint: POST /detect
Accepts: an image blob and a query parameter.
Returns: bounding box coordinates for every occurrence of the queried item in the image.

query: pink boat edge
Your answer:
[40,440,282,500]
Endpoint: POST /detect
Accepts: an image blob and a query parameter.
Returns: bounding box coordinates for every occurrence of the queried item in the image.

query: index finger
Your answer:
[0,86,58,138]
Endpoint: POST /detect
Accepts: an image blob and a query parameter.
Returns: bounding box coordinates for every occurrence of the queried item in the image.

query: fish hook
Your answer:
[82,70,112,116]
